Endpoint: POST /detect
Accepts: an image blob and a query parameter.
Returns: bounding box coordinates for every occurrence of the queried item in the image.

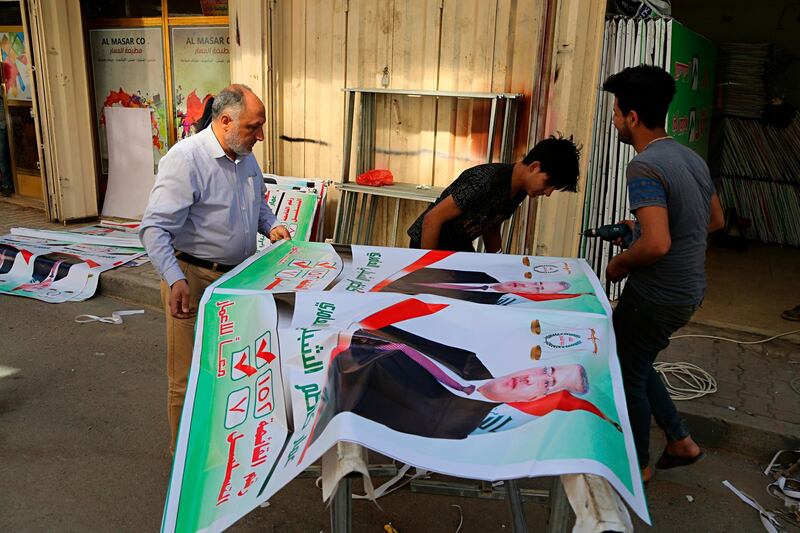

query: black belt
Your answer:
[175,251,235,272]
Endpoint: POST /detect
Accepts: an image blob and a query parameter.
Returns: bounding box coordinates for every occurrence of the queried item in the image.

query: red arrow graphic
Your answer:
[255,338,276,365]
[233,353,257,377]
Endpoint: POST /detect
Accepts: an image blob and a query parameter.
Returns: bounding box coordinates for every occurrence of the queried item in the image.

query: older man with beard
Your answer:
[140,84,290,453]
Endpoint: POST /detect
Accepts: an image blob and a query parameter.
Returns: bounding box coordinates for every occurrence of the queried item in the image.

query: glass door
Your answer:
[0,23,40,200]
[82,0,230,189]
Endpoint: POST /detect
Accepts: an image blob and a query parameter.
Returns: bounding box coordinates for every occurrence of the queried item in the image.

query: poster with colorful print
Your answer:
[164,242,649,532]
[256,177,326,250]
[164,240,343,532]
[170,26,230,140]
[0,29,31,101]
[215,240,341,293]
[263,188,318,240]
[0,234,145,303]
[269,292,642,514]
[11,222,143,249]
[88,27,169,173]
[332,245,608,315]
[163,289,288,533]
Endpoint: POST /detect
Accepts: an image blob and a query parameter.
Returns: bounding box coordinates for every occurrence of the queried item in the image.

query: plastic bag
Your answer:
[356,169,394,187]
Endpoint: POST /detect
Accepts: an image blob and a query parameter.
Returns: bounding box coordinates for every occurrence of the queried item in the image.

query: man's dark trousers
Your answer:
[613,285,696,467]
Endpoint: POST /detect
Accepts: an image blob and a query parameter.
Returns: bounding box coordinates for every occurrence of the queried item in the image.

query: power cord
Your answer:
[669,329,800,344]
[658,329,800,400]
[653,362,717,400]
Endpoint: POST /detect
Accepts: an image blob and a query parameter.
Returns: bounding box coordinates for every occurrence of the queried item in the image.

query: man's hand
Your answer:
[606,255,630,282]
[482,225,502,253]
[612,219,636,248]
[269,225,291,242]
[169,279,194,319]
[606,207,669,283]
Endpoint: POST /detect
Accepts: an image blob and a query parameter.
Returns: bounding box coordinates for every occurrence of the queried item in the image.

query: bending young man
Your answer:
[407,135,581,252]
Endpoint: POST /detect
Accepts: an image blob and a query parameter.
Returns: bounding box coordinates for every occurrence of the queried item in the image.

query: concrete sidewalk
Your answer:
[2,198,799,462]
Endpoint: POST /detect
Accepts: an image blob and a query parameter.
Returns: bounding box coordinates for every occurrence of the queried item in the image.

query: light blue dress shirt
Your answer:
[139,126,278,287]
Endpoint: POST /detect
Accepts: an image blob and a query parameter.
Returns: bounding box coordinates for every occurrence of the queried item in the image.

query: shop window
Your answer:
[83,0,229,183]
[169,0,228,17]
[81,0,162,20]
[0,30,32,102]
[170,25,230,140]
[0,4,22,25]
[8,105,37,172]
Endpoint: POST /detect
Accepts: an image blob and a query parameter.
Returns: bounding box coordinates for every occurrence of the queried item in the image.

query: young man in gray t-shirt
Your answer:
[602,65,724,483]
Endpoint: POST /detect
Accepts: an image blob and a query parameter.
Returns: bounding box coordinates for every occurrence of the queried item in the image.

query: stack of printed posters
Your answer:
[256,174,327,249]
[0,222,145,303]
[163,241,650,532]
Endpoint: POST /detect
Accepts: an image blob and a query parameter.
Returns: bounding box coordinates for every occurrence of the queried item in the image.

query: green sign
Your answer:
[217,240,340,292]
[667,21,715,161]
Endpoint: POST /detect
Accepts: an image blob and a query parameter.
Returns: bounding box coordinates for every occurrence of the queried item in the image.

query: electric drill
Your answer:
[581,223,633,247]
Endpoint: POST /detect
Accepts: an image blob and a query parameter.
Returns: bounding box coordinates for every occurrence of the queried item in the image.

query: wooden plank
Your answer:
[599,18,625,292]
[15,171,43,199]
[28,0,99,219]
[346,0,393,170]
[303,0,347,180]
[532,0,606,258]
[492,0,543,253]
[433,0,499,187]
[386,0,440,183]
[491,0,541,162]
[342,0,394,244]
[268,0,554,248]
[273,0,307,177]
[376,0,442,246]
[229,0,268,168]
[583,19,614,268]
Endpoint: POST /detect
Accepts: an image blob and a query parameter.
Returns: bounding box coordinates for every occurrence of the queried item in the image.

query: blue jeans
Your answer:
[613,285,696,467]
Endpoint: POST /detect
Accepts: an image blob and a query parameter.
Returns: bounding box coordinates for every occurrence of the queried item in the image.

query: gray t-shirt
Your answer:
[625,139,715,306]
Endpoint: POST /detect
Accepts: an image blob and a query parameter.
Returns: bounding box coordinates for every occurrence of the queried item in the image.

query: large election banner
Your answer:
[0,222,145,303]
[163,242,649,532]
[333,245,607,315]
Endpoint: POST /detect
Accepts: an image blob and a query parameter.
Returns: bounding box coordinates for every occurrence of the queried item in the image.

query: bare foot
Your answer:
[665,435,701,459]
[656,435,705,470]
[641,465,653,483]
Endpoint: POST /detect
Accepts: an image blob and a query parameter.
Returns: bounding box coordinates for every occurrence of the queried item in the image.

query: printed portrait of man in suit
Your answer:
[368,250,590,306]
[306,298,620,444]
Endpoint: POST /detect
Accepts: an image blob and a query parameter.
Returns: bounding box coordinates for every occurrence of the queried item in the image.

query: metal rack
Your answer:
[332,87,523,247]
